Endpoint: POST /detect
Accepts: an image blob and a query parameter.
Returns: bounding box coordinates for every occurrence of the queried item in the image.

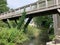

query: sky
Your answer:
[7,0,38,9]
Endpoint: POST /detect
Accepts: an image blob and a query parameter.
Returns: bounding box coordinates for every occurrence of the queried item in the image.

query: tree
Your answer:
[0,0,9,13]
[0,0,9,28]
[17,9,26,30]
[33,15,54,45]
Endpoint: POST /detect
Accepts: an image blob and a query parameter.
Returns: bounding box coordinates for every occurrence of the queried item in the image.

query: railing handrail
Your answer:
[0,0,59,16]
[0,0,46,15]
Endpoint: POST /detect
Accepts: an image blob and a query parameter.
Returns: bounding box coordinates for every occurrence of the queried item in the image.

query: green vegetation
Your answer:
[0,28,28,45]
[0,0,55,45]
[27,26,40,39]
[0,26,40,45]
[17,9,26,30]
[34,15,54,45]
[0,0,40,45]
[0,0,9,13]
[0,0,9,28]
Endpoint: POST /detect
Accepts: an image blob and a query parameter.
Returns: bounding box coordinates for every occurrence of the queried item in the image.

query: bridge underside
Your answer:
[27,9,59,17]
[2,9,59,21]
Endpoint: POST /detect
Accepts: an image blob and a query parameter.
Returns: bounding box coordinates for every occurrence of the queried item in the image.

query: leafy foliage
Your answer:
[0,20,8,28]
[0,0,55,45]
[0,25,40,45]
[0,0,41,45]
[33,15,54,45]
[0,28,29,45]
[17,9,26,29]
[0,0,9,28]
[34,15,53,28]
[27,26,40,39]
[0,0,9,13]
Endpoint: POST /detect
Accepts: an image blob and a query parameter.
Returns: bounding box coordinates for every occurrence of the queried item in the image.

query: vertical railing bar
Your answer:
[18,8,21,14]
[56,0,58,5]
[30,5,32,11]
[45,0,48,7]
[12,10,15,14]
[54,0,56,5]
[9,10,13,16]
[6,12,8,16]
[24,7,26,11]
[37,1,39,9]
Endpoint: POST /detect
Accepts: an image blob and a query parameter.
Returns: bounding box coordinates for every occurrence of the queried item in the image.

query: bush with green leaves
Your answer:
[0,25,40,45]
[0,28,29,45]
[27,26,40,39]
[33,15,54,45]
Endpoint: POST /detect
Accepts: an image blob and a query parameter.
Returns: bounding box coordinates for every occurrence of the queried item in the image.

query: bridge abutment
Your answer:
[53,14,60,43]
[46,14,60,45]
[53,14,60,38]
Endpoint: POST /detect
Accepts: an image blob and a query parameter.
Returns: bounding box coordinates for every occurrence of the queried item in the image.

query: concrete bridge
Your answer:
[0,0,60,19]
[0,0,60,44]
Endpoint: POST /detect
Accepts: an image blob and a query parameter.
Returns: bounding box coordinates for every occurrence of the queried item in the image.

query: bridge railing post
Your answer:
[56,0,58,5]
[37,1,39,9]
[23,8,25,13]
[19,8,21,13]
[13,8,21,14]
[30,5,32,11]
[45,0,48,7]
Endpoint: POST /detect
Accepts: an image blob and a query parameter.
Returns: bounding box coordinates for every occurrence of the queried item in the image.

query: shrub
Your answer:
[27,26,40,39]
[0,26,40,45]
[0,28,29,45]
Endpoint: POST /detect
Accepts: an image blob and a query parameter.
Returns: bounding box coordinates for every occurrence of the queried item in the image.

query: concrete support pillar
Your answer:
[53,14,58,36]
[53,14,60,36]
[53,14,60,43]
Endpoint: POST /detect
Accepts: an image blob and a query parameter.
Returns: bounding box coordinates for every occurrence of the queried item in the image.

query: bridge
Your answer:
[0,0,60,44]
[0,0,60,20]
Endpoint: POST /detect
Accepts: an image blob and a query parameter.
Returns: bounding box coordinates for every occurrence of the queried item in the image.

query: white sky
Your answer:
[7,0,38,9]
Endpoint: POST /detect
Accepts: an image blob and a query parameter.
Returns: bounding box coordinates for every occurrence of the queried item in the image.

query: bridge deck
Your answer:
[0,0,60,20]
